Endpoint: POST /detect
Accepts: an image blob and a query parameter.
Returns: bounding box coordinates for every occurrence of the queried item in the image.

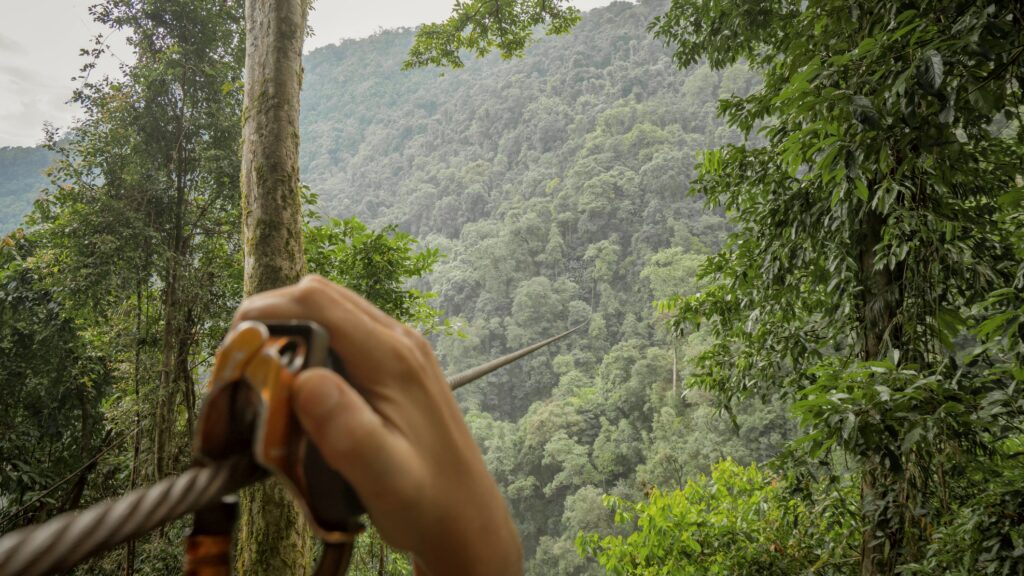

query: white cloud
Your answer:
[0,33,24,54]
[0,0,126,147]
[0,0,614,147]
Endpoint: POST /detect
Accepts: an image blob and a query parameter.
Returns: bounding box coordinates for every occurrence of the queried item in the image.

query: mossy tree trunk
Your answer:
[236,0,310,573]
[239,0,308,295]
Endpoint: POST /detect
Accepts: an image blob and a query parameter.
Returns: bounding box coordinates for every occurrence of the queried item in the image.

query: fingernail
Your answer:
[295,370,340,419]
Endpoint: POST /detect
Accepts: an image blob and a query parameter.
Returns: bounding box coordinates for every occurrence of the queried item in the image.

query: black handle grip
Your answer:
[263,322,367,532]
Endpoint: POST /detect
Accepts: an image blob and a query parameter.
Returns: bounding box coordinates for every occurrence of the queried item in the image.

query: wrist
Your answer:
[416,494,522,575]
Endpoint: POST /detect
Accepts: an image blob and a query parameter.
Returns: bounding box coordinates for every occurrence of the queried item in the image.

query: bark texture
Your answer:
[236,0,310,573]
[857,207,903,576]
[240,0,308,295]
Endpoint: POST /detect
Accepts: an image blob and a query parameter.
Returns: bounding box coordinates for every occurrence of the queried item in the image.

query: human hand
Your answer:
[232,275,522,575]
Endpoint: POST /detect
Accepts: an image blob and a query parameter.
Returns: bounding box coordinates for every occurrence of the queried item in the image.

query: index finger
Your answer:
[232,276,406,389]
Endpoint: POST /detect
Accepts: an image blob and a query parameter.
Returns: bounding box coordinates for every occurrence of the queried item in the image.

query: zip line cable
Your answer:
[447,323,586,390]
[0,325,583,576]
[0,455,262,576]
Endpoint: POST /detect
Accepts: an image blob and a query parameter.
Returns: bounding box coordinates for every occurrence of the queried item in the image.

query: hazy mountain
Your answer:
[0,146,52,233]
[296,3,776,573]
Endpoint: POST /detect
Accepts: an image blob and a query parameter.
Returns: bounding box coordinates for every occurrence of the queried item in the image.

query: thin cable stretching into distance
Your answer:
[447,323,586,391]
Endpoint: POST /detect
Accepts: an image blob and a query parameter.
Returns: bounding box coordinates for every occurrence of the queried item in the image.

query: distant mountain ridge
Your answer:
[296,0,752,323]
[299,0,730,236]
[0,146,53,234]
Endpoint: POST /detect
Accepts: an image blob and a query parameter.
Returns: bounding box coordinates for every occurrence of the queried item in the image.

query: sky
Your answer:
[0,0,613,148]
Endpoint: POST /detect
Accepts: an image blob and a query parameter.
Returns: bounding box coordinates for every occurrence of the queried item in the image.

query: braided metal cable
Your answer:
[0,325,583,575]
[0,455,265,576]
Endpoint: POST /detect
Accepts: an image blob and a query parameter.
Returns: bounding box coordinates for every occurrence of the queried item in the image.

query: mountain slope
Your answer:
[300,0,755,237]
[0,3,783,571]
[0,146,53,234]
[298,2,787,574]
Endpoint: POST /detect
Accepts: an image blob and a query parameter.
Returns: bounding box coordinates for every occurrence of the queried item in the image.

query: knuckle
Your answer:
[391,347,423,380]
[295,276,328,303]
[397,329,435,373]
[403,326,433,357]
[301,274,330,287]
[389,346,434,385]
[232,303,251,321]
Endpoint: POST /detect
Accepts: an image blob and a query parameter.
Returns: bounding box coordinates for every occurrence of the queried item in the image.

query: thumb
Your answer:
[292,367,406,500]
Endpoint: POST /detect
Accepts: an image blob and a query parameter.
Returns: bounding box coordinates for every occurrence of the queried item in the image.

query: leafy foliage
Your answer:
[647,0,1024,573]
[0,2,444,575]
[579,460,855,575]
[305,206,445,331]
[299,4,791,573]
[405,0,580,69]
[5,1,1017,575]
[0,233,112,528]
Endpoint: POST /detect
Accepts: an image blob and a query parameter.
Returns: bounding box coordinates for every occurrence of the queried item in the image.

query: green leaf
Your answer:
[938,103,955,124]
[854,179,870,202]
[997,187,1024,210]
[856,37,877,55]
[917,49,943,92]
[902,427,923,453]
[850,95,880,129]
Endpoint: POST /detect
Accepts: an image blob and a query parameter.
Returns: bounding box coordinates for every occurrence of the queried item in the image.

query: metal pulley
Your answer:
[190,320,365,575]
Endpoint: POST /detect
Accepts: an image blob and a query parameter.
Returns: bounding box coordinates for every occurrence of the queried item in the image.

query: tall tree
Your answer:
[234,0,310,573]
[5,0,246,571]
[653,2,1023,574]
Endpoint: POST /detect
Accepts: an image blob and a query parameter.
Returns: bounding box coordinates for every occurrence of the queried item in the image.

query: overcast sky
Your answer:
[0,0,613,148]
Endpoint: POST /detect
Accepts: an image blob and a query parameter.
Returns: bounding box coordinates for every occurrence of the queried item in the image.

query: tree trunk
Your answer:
[155,170,188,479]
[179,305,197,441]
[155,96,192,478]
[155,276,176,479]
[859,464,900,576]
[239,0,308,294]
[235,0,310,573]
[60,429,113,514]
[124,281,145,576]
[671,341,677,395]
[858,208,903,576]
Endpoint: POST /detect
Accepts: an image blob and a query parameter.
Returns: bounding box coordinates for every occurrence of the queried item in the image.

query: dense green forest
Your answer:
[1,0,1022,575]
[298,3,789,573]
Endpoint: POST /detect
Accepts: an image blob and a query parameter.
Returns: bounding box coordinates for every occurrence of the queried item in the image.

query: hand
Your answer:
[232,275,523,575]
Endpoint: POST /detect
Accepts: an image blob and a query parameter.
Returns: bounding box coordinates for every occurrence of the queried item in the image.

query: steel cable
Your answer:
[446,323,585,390]
[0,455,265,576]
[0,325,583,575]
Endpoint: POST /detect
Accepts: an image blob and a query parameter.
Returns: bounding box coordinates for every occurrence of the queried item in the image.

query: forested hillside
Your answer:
[0,146,52,234]
[298,2,789,572]
[0,3,783,573]
[2,0,1021,575]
